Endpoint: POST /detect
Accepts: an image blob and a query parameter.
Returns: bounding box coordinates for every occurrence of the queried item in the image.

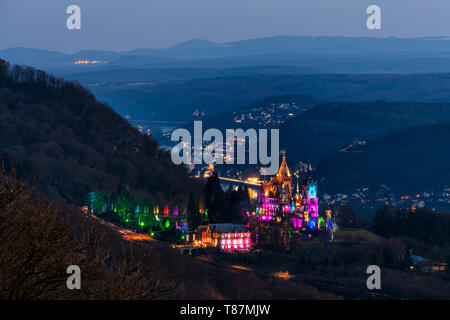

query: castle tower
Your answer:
[275,152,292,203]
[255,153,328,247]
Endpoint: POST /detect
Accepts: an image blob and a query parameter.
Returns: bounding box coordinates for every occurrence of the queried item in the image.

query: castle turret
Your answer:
[256,154,326,235]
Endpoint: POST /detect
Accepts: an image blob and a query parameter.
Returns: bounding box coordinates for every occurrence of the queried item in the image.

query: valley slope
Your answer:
[314,120,450,194]
[0,59,201,204]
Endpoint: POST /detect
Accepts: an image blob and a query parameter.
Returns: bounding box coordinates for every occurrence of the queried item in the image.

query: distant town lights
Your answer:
[74,60,102,65]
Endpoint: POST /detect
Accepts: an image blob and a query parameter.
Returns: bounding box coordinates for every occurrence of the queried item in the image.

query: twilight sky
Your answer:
[1,0,449,53]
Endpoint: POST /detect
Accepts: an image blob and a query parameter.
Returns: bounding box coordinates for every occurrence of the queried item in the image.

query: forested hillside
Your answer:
[314,121,450,194]
[0,59,201,204]
[280,101,450,165]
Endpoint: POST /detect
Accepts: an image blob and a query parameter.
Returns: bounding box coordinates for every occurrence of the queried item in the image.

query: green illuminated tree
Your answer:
[115,183,133,218]
[84,190,108,212]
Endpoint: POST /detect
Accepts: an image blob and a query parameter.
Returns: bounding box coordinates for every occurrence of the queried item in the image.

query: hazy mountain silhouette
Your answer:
[3,36,450,73]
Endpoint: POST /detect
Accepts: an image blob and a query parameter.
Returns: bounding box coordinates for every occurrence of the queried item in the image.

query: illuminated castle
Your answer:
[254,153,332,246]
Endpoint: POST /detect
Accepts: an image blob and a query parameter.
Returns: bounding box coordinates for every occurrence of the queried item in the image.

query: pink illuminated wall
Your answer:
[291,217,303,229]
[220,232,252,251]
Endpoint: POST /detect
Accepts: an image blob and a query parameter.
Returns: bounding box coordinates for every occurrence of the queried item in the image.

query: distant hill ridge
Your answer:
[4,35,450,61]
[3,36,450,74]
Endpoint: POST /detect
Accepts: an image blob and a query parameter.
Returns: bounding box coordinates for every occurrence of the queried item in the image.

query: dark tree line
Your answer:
[372,205,450,245]
[202,172,250,225]
[336,204,357,228]
[225,183,250,225]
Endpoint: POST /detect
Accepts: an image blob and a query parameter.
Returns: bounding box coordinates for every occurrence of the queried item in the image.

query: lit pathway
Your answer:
[89,214,168,246]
